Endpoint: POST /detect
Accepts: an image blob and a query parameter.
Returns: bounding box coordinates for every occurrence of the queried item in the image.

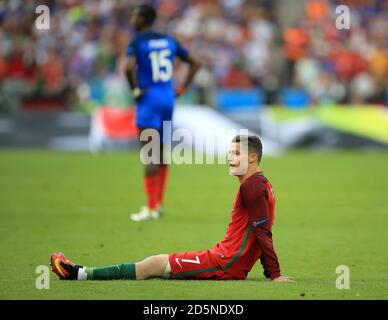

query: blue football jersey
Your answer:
[127,30,189,90]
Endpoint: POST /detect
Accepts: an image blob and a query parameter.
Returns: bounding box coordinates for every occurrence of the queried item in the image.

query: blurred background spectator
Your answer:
[0,0,386,112]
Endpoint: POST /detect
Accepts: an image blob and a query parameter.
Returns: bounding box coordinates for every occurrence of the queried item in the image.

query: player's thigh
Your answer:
[136,91,163,129]
[161,105,174,129]
[168,250,225,280]
[136,90,174,134]
[136,108,162,131]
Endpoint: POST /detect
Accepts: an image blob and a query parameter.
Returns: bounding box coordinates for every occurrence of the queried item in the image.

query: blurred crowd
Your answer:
[285,0,388,106]
[0,0,387,112]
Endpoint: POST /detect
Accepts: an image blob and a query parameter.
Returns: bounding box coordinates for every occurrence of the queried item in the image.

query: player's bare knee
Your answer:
[136,255,168,279]
[155,254,169,269]
[135,261,149,280]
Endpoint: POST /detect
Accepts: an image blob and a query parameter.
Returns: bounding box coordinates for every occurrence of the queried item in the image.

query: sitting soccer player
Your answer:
[51,135,294,282]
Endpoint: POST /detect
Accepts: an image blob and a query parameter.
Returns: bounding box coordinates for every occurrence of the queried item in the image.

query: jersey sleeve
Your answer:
[127,37,137,57]
[240,176,281,280]
[174,39,189,59]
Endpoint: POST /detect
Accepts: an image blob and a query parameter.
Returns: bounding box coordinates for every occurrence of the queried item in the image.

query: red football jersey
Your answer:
[211,172,280,280]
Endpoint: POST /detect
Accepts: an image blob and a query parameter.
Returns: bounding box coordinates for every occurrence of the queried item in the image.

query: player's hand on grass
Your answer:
[272,276,295,282]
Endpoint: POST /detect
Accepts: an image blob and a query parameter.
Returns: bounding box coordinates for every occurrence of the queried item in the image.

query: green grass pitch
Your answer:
[0,149,387,299]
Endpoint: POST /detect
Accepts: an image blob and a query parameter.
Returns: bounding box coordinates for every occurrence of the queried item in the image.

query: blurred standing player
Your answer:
[126,5,200,221]
[51,135,294,283]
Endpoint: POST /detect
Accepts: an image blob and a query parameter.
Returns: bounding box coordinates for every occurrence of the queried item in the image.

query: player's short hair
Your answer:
[232,135,263,163]
[136,4,157,26]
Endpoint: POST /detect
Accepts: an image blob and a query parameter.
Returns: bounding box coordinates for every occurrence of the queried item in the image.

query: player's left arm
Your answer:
[175,40,201,96]
[241,180,294,282]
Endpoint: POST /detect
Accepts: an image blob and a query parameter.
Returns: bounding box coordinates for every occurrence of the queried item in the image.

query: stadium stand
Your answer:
[0,0,386,113]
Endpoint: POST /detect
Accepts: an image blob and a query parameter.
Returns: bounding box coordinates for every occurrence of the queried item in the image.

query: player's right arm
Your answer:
[125,37,142,101]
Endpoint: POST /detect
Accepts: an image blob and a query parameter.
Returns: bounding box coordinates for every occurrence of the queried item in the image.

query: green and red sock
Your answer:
[78,263,136,280]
